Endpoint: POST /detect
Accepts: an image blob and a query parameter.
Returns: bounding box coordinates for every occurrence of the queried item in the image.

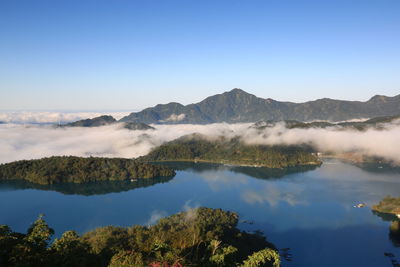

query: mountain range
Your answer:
[119,89,400,123]
[62,115,154,130]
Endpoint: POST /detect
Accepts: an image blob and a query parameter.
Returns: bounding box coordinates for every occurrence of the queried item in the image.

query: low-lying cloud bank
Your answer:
[0,111,131,124]
[0,120,399,164]
[0,123,249,164]
[242,122,400,164]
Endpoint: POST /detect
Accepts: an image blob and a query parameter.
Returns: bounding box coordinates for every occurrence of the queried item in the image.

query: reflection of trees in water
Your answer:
[390,221,400,247]
[0,176,173,196]
[153,161,319,180]
[372,210,400,247]
[0,162,318,195]
[356,162,400,174]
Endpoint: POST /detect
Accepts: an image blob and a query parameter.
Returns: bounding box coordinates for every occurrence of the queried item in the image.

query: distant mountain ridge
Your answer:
[62,115,154,130]
[120,89,400,124]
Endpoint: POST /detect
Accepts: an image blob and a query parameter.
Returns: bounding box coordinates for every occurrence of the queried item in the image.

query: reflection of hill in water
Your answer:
[153,161,319,180]
[372,210,398,222]
[0,163,318,195]
[357,162,400,174]
[372,210,400,247]
[390,221,400,247]
[0,176,173,196]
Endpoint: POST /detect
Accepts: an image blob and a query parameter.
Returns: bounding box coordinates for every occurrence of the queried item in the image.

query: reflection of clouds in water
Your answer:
[196,171,248,192]
[309,160,400,206]
[226,161,400,231]
[242,183,307,207]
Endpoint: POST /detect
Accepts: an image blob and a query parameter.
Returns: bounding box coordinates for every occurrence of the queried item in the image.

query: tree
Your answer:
[26,214,54,249]
[51,230,93,267]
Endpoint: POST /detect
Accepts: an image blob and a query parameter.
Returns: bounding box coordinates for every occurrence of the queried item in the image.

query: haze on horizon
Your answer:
[0,0,399,110]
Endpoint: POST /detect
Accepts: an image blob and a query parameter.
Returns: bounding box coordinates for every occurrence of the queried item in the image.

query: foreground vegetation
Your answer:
[372,196,400,215]
[0,207,280,267]
[0,156,175,185]
[140,134,320,168]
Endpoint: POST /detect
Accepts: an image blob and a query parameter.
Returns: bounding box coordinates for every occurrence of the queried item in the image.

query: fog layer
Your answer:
[0,121,399,164]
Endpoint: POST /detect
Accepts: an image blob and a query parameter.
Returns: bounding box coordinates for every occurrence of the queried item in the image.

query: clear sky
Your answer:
[0,0,399,110]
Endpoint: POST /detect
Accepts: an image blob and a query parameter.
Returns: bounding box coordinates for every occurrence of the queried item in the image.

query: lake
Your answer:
[1,159,400,267]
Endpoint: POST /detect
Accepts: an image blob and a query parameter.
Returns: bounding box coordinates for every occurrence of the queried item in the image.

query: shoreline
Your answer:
[147,158,322,169]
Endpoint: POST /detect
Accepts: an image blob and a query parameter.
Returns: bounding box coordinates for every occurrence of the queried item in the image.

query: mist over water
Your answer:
[242,121,400,164]
[0,112,399,164]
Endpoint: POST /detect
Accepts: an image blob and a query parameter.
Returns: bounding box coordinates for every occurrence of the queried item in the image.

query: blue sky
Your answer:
[0,0,399,110]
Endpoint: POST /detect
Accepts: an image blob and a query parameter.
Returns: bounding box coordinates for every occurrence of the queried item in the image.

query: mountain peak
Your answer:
[226,88,249,95]
[368,95,388,103]
[222,88,251,95]
[119,90,400,124]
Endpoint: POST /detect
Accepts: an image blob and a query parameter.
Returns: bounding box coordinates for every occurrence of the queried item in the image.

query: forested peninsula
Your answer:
[140,134,321,168]
[372,196,400,216]
[0,207,280,267]
[0,156,175,185]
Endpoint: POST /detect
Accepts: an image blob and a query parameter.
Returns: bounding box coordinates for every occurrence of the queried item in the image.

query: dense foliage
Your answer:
[0,156,175,185]
[0,208,280,267]
[372,196,400,215]
[140,134,320,168]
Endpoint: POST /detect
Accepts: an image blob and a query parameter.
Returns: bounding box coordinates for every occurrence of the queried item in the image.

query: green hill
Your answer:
[372,196,400,215]
[0,156,175,185]
[140,133,321,168]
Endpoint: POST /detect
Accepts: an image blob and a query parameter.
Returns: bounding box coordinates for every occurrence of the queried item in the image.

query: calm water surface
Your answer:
[1,159,400,267]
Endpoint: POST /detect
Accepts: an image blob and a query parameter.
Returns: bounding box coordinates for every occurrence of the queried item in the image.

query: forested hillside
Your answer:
[0,156,175,185]
[141,134,321,168]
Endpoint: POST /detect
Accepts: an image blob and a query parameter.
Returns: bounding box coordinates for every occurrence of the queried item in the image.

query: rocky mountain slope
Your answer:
[120,89,400,124]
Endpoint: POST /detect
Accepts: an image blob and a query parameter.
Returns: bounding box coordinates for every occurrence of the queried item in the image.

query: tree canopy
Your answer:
[0,208,280,267]
[0,156,175,185]
[140,134,320,168]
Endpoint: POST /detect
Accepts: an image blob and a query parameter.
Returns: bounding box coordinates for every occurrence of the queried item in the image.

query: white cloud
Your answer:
[161,113,186,122]
[182,200,200,222]
[0,116,400,165]
[0,111,131,124]
[241,122,400,164]
[0,123,250,164]
[146,210,167,226]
